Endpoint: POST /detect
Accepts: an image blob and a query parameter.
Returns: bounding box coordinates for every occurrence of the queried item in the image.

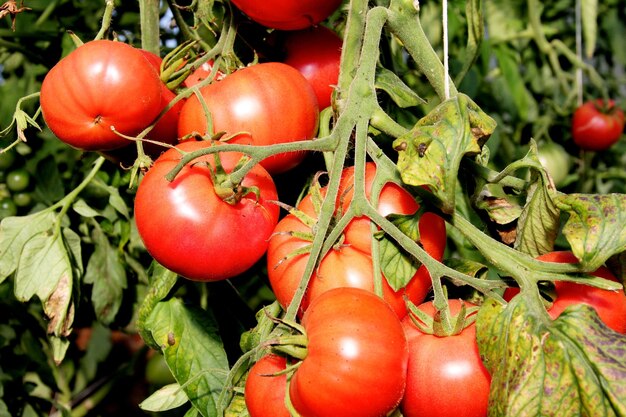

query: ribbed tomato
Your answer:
[134,140,280,281]
[40,40,162,151]
[177,62,319,174]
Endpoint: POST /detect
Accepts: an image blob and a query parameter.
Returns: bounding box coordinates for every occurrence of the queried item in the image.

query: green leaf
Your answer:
[0,210,56,282]
[393,94,496,213]
[474,183,524,225]
[581,0,598,58]
[147,298,229,417]
[514,142,560,257]
[492,46,538,122]
[72,199,102,218]
[454,0,484,85]
[477,297,626,417]
[379,236,419,291]
[224,392,249,417]
[375,67,426,108]
[140,383,189,412]
[108,187,130,219]
[555,193,626,272]
[84,224,127,325]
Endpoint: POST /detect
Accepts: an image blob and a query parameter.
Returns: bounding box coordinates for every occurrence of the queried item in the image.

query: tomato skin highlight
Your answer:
[571,99,625,151]
[290,287,409,417]
[244,354,290,417]
[177,62,319,174]
[267,163,446,318]
[134,140,280,281]
[230,0,343,30]
[401,300,491,417]
[282,26,342,109]
[40,40,163,151]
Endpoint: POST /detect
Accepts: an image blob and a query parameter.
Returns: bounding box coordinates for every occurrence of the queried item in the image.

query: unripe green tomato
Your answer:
[6,168,31,192]
[12,192,33,208]
[145,353,176,386]
[537,142,571,187]
[0,150,16,171]
[0,197,17,219]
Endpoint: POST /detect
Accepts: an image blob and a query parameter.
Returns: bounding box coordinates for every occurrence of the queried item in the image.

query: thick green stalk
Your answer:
[139,0,161,54]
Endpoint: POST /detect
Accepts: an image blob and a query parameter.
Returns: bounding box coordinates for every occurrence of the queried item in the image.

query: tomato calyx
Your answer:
[205,152,261,205]
[264,316,309,361]
[406,299,479,336]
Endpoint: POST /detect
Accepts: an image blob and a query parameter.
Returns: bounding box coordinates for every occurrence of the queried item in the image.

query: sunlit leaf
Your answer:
[556,193,626,272]
[477,297,626,417]
[147,298,229,417]
[393,94,496,213]
[581,0,598,58]
[140,383,189,412]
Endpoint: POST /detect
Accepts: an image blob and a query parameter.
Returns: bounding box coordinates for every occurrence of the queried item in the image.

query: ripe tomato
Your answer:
[134,140,280,281]
[244,354,290,417]
[281,26,342,109]
[571,99,625,151]
[267,162,447,318]
[230,0,343,30]
[538,251,626,333]
[401,299,491,417]
[183,60,225,88]
[177,62,319,174]
[290,287,409,417]
[40,40,163,151]
[140,50,186,156]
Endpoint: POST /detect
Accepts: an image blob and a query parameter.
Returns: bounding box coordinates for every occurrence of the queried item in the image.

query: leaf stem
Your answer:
[94,0,115,41]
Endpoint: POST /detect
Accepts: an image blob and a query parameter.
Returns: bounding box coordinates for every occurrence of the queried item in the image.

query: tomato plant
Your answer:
[244,354,290,417]
[401,299,491,417]
[40,40,163,151]
[134,140,280,281]
[289,287,409,417]
[267,162,447,317]
[229,0,343,30]
[177,62,319,174]
[571,99,625,151]
[281,25,343,109]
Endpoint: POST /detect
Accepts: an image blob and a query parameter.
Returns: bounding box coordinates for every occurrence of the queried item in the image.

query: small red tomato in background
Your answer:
[401,300,491,417]
[230,0,344,30]
[244,354,290,417]
[134,140,280,281]
[178,62,319,174]
[140,50,186,156]
[289,287,409,417]
[40,40,163,151]
[281,26,342,109]
[571,99,625,151]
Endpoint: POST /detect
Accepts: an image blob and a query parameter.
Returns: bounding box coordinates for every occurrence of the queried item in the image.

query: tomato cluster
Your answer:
[0,149,34,219]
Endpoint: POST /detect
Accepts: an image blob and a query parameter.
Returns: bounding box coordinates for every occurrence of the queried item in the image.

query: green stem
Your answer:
[139,0,161,54]
[94,0,115,41]
[387,0,458,101]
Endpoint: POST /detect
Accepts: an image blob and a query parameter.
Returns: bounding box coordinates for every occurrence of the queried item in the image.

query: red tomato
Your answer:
[571,99,625,151]
[40,40,162,151]
[401,300,491,417]
[290,287,409,417]
[230,0,343,30]
[134,140,280,281]
[183,60,225,88]
[537,251,626,333]
[282,26,342,109]
[140,50,186,156]
[244,354,290,417]
[267,162,447,317]
[177,62,319,174]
